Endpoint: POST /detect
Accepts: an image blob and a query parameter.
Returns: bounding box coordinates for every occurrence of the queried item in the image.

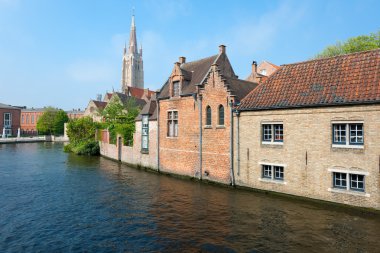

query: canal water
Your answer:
[0,143,379,253]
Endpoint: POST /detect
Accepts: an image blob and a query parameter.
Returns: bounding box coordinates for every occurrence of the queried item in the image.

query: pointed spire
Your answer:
[123,41,127,55]
[128,12,138,54]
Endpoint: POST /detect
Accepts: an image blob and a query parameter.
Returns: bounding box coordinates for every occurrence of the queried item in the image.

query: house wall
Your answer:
[0,108,21,136]
[234,104,380,210]
[99,120,158,170]
[158,97,200,178]
[199,67,232,184]
[257,61,278,76]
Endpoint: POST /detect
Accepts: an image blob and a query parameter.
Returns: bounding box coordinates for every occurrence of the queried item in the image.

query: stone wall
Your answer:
[234,104,380,210]
[99,120,158,170]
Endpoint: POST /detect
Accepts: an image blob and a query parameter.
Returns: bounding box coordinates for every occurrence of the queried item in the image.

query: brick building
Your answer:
[0,102,21,137]
[157,45,258,184]
[246,60,280,83]
[235,49,380,209]
[20,108,45,135]
[66,109,85,120]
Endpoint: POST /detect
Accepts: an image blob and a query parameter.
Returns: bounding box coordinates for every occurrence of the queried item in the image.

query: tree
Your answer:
[101,96,127,122]
[64,116,99,155]
[36,107,69,135]
[314,30,380,59]
[101,96,140,145]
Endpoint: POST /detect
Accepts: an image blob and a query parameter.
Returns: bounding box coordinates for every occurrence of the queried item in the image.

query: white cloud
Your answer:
[223,2,307,56]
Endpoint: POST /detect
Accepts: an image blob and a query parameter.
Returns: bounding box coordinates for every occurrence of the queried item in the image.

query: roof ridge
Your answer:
[182,54,218,66]
[282,48,380,67]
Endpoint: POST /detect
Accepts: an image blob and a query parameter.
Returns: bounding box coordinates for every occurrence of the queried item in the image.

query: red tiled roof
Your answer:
[93,100,107,110]
[239,49,380,111]
[106,93,113,100]
[128,87,154,99]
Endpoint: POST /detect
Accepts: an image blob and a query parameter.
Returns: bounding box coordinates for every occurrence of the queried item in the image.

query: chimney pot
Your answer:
[179,56,186,64]
[252,61,258,74]
[219,45,226,54]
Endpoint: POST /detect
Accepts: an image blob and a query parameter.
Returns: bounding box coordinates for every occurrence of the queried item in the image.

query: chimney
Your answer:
[219,45,226,54]
[252,61,258,74]
[175,62,181,67]
[179,56,186,64]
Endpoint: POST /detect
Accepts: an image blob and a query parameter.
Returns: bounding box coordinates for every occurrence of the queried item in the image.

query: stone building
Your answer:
[157,45,258,184]
[84,100,108,122]
[0,102,21,137]
[235,49,380,210]
[121,14,144,91]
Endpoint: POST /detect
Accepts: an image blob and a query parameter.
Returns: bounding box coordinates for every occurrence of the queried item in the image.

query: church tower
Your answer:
[121,14,144,92]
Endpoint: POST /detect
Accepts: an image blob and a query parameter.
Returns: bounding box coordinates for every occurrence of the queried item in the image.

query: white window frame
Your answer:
[327,168,369,197]
[261,122,283,145]
[4,113,12,127]
[141,115,149,152]
[167,110,178,137]
[332,121,364,149]
[258,162,287,184]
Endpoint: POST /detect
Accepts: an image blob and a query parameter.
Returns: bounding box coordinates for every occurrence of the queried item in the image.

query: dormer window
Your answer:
[261,69,267,75]
[173,81,180,97]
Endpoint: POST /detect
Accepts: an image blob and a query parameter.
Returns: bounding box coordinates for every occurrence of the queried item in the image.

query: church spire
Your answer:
[121,11,144,91]
[128,14,138,54]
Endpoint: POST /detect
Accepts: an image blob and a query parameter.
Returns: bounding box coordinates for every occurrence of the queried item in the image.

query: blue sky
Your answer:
[0,0,379,110]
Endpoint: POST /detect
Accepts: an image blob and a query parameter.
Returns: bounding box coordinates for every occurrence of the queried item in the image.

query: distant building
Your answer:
[121,14,144,92]
[20,108,45,136]
[0,103,21,137]
[236,49,380,210]
[246,60,280,83]
[66,109,84,120]
[84,100,108,122]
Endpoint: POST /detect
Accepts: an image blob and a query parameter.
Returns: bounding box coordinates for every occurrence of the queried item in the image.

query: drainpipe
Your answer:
[236,110,240,176]
[198,94,203,180]
[229,100,235,186]
[157,99,160,172]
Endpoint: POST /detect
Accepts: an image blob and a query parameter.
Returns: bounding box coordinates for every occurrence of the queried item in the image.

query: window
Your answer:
[141,115,149,151]
[218,105,224,125]
[332,123,363,147]
[333,172,365,192]
[261,69,267,75]
[262,123,283,143]
[261,164,284,181]
[31,115,35,124]
[26,115,29,124]
[173,81,180,97]
[22,115,25,124]
[4,113,11,127]
[167,111,178,137]
[206,106,212,126]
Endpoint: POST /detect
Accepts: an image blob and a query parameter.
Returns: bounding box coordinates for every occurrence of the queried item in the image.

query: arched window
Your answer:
[206,106,212,126]
[218,105,224,125]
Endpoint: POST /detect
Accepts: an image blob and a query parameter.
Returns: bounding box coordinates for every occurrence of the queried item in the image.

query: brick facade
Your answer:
[157,46,257,184]
[0,105,21,137]
[234,104,380,210]
[20,109,44,135]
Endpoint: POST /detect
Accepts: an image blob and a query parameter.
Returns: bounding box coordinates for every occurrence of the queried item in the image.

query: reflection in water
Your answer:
[0,143,379,252]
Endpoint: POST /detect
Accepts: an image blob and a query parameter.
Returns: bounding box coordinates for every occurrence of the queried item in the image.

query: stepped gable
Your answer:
[239,49,380,111]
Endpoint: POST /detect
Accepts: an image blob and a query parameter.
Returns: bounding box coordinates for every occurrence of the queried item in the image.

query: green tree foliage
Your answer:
[37,107,69,135]
[64,117,99,156]
[314,30,380,59]
[101,96,140,145]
